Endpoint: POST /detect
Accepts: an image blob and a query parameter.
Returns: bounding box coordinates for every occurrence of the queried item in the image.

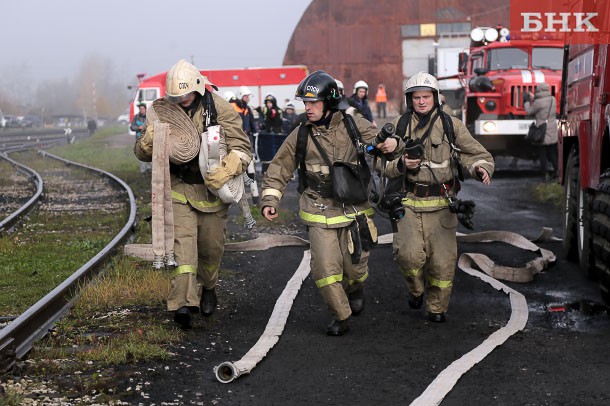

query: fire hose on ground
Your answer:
[186,228,555,387]
[124,201,557,392]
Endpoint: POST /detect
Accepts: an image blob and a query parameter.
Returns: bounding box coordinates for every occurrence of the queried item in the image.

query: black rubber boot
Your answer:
[174,306,192,329]
[427,312,446,323]
[201,288,217,316]
[408,294,423,309]
[348,285,365,316]
[326,318,350,336]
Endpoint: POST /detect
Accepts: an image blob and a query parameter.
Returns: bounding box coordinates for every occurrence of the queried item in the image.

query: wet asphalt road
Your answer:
[141,157,610,405]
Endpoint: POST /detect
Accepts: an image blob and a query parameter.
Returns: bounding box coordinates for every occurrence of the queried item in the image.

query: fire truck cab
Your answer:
[458,27,564,158]
[559,44,610,303]
[128,65,308,135]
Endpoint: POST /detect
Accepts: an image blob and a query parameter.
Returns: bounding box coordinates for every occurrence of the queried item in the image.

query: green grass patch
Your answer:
[0,385,25,405]
[530,181,564,208]
[0,211,123,314]
[74,257,170,314]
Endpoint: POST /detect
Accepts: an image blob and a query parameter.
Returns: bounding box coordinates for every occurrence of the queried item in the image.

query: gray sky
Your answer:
[1,0,312,86]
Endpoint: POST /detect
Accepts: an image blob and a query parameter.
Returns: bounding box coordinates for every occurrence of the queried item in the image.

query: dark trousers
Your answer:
[539,143,558,176]
[377,102,386,118]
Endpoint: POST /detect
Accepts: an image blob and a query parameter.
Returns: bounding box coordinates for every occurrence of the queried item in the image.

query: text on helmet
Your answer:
[178,82,189,89]
[306,85,319,93]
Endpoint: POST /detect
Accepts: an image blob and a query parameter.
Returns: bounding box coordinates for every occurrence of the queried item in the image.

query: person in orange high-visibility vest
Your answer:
[375,84,388,119]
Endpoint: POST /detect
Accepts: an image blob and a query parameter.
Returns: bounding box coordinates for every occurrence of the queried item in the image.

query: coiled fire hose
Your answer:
[199,125,256,229]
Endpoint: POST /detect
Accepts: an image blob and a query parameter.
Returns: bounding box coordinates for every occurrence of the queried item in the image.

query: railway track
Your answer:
[0,153,43,235]
[0,128,89,154]
[0,149,136,373]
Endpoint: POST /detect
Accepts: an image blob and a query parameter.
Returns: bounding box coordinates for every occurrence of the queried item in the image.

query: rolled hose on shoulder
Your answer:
[148,99,200,164]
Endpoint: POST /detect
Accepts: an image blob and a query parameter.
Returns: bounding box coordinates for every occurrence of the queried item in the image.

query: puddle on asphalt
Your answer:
[543,300,610,331]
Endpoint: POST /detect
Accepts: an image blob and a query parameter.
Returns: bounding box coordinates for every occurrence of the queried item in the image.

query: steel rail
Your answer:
[0,152,44,235]
[0,129,88,153]
[0,151,137,373]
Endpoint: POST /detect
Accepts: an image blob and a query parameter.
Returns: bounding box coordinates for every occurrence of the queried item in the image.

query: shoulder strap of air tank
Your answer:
[295,123,309,193]
[396,110,412,140]
[439,110,455,145]
[204,91,218,126]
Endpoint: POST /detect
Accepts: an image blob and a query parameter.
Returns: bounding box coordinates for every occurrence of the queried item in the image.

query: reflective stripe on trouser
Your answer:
[309,226,370,321]
[392,208,457,314]
[166,203,228,311]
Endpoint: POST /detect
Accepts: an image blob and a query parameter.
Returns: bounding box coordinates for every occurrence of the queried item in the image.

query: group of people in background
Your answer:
[216,77,392,140]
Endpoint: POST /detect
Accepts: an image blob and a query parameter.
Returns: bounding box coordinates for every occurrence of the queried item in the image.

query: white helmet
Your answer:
[404,72,441,106]
[353,80,368,94]
[223,90,236,102]
[238,86,253,99]
[165,59,216,104]
[285,101,295,110]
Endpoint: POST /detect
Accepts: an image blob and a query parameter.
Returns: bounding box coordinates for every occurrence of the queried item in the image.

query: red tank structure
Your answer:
[283,0,510,115]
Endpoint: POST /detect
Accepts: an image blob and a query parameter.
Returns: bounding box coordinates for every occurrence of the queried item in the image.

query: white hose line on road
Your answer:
[214,250,311,383]
[409,258,528,406]
[407,228,556,406]
[127,228,553,389]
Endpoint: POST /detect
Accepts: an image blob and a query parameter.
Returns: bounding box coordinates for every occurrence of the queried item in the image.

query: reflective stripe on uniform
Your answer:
[171,190,224,208]
[422,159,450,169]
[401,197,449,208]
[401,267,423,278]
[173,264,197,277]
[315,273,343,288]
[262,188,283,199]
[299,207,375,225]
[305,163,331,175]
[348,271,369,284]
[427,275,453,289]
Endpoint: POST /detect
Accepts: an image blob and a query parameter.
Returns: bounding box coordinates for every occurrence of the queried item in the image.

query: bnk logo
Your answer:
[306,85,319,93]
[510,0,610,44]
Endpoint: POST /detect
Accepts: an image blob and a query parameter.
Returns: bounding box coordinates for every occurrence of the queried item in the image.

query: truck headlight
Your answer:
[482,121,497,133]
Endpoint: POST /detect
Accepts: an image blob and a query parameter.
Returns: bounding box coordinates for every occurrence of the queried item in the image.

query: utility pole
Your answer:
[92,81,98,121]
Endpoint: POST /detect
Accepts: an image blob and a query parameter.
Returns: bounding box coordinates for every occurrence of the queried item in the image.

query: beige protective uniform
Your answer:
[261,111,401,321]
[385,110,494,314]
[134,92,252,311]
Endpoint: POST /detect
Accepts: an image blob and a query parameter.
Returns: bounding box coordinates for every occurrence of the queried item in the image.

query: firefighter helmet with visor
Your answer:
[165,59,217,104]
[238,86,252,99]
[295,70,341,110]
[353,80,369,95]
[404,71,441,107]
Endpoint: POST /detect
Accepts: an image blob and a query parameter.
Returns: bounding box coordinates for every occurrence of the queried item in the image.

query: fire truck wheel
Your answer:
[562,147,596,278]
[592,169,610,304]
[562,148,579,261]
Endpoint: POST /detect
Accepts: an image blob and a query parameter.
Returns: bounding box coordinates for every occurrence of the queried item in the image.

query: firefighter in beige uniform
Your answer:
[261,71,400,336]
[134,59,252,328]
[385,72,494,322]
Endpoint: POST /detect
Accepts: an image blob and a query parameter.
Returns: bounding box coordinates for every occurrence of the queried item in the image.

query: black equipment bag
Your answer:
[295,111,371,204]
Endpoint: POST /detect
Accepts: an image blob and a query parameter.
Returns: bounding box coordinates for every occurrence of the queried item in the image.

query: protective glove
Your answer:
[204,151,243,190]
[450,200,476,230]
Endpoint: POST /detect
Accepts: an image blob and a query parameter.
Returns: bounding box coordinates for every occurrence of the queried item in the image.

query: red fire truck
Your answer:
[456,27,564,159]
[559,44,610,303]
[128,65,308,126]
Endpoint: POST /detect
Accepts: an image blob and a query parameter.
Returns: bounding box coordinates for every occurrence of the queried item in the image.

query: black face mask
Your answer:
[414,106,437,130]
[312,109,335,129]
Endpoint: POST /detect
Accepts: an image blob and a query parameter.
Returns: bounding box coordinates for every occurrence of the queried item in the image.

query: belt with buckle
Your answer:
[405,180,456,198]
